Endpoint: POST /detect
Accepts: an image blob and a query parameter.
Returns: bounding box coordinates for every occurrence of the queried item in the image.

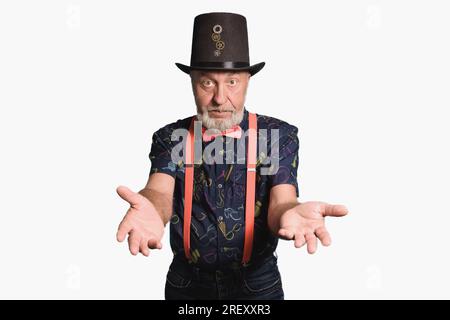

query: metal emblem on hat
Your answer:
[211,33,221,41]
[213,24,223,34]
[211,24,224,57]
[215,41,225,50]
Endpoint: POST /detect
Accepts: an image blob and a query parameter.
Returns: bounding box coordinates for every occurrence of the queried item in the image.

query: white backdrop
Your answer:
[1,0,449,299]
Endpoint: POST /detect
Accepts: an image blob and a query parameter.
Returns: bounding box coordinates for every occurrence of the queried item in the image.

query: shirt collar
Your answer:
[238,107,249,132]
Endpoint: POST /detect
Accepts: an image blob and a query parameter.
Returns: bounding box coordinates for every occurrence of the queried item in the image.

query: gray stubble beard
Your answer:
[196,108,245,131]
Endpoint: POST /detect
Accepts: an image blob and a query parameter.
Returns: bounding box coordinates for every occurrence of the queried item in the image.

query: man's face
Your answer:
[190,70,251,131]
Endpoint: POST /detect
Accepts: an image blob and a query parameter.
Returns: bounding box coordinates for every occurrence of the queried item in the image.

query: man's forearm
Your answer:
[138,188,173,226]
[268,201,300,236]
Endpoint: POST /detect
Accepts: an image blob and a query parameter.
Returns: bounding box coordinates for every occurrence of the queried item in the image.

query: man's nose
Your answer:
[213,84,227,105]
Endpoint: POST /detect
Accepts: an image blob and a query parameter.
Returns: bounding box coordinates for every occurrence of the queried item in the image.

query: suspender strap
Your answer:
[183,113,258,265]
[183,118,195,260]
[242,112,257,264]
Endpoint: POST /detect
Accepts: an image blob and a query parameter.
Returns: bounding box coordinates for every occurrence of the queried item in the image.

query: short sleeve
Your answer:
[267,125,300,197]
[149,130,177,178]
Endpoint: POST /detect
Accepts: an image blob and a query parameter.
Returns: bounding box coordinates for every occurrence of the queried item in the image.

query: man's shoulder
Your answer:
[255,113,298,135]
[153,115,194,138]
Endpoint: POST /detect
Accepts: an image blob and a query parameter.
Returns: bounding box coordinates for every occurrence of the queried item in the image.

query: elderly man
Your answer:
[116,12,348,300]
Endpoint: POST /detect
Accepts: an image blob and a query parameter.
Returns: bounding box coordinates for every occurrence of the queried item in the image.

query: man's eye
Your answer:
[202,80,214,87]
[228,79,238,86]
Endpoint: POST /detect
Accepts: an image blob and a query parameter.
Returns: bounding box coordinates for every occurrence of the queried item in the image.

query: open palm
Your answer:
[278,201,348,254]
[116,186,164,256]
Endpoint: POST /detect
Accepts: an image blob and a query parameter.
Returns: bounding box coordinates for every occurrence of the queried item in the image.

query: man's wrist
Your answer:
[139,188,172,226]
[268,201,300,236]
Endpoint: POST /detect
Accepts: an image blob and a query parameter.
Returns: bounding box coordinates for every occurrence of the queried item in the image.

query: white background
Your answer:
[0,0,449,299]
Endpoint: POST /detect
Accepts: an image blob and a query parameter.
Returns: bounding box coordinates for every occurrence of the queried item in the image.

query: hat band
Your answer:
[191,61,250,69]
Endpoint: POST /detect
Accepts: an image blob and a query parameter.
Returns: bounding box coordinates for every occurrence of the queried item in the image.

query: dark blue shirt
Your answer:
[149,109,299,270]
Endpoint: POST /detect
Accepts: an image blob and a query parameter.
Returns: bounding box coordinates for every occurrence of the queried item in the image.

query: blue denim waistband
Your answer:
[169,252,278,282]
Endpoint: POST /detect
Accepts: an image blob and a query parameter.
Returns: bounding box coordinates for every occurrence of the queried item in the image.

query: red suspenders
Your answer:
[182,118,195,261]
[183,113,257,265]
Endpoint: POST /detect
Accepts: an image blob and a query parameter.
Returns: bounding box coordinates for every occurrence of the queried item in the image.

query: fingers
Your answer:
[285,226,332,252]
[321,204,349,217]
[116,185,143,207]
[278,228,295,240]
[139,239,150,257]
[116,220,132,242]
[138,235,164,256]
[147,237,162,250]
[281,228,333,253]
[293,233,306,248]
[120,225,162,256]
[305,232,317,254]
[279,229,307,249]
[128,230,141,256]
[315,226,332,246]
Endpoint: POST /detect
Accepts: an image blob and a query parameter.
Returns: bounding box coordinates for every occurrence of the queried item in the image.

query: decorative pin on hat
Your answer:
[175,12,265,76]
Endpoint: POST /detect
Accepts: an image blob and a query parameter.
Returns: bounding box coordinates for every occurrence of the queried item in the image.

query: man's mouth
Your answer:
[208,109,233,118]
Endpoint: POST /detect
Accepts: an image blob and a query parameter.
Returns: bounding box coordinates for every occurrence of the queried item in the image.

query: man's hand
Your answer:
[116,185,164,256]
[278,201,348,254]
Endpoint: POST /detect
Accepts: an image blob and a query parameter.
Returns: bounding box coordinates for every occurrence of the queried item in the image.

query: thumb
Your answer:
[321,204,349,217]
[116,185,144,207]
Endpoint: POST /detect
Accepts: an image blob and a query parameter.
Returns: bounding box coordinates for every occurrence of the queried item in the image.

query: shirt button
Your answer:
[217,184,223,189]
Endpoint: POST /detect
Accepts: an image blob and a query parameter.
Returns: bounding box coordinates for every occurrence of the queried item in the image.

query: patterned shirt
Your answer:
[149,108,299,270]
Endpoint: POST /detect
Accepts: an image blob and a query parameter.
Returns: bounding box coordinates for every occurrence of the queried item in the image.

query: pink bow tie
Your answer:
[202,125,242,142]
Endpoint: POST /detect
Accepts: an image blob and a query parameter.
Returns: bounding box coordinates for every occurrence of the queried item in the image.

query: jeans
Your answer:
[164,253,284,300]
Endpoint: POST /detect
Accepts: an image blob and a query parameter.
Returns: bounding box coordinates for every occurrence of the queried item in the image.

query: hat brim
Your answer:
[175,62,265,77]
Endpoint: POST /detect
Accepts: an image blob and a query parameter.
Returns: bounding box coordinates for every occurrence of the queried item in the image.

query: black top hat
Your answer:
[175,12,265,76]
